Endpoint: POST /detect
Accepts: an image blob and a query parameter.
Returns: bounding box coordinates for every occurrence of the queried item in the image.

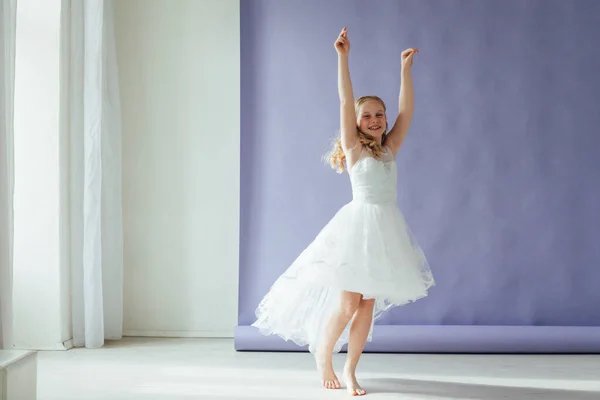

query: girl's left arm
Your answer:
[386,48,418,155]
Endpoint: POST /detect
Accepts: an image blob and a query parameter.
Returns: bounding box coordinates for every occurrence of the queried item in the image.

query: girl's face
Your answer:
[357,100,386,140]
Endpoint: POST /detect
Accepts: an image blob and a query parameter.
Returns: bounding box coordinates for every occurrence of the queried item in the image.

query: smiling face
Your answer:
[356,99,387,141]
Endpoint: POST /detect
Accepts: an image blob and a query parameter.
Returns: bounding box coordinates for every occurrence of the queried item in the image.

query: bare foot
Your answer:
[315,351,341,389]
[343,367,366,396]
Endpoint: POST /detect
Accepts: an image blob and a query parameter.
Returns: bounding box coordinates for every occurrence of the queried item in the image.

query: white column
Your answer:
[12,0,68,350]
[0,0,17,351]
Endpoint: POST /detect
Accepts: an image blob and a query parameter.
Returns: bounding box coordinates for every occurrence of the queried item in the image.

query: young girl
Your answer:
[252,27,435,396]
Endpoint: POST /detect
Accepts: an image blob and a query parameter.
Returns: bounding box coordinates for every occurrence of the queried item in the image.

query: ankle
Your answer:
[315,350,332,365]
[317,346,332,357]
[343,363,357,374]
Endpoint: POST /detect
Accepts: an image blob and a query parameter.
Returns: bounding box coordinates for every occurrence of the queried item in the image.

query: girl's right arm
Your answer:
[335,27,358,151]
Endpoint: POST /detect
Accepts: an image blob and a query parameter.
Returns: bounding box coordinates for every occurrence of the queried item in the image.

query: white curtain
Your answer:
[0,0,17,350]
[62,0,123,348]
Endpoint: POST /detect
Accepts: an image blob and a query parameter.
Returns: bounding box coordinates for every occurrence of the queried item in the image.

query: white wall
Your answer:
[115,0,240,337]
[12,0,68,350]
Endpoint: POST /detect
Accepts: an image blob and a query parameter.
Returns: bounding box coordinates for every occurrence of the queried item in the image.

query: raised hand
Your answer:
[401,48,419,69]
[334,27,350,55]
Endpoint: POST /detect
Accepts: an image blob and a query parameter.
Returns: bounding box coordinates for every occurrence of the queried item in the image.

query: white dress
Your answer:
[252,145,435,353]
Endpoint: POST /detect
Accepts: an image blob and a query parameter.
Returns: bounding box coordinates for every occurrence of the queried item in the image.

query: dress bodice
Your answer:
[348,146,397,205]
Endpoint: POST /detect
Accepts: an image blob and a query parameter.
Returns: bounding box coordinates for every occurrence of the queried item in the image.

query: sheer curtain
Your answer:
[0,0,17,351]
[62,0,123,348]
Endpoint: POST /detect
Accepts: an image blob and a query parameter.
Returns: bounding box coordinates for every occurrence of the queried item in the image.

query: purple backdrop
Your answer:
[237,0,600,352]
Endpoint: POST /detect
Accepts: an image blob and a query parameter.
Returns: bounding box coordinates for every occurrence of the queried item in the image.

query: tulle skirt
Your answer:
[252,200,435,353]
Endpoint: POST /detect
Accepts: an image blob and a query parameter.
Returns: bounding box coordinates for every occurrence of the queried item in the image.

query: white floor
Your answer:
[37,337,600,399]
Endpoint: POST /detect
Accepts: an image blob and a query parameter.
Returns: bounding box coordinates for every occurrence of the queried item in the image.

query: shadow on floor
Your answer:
[366,377,600,399]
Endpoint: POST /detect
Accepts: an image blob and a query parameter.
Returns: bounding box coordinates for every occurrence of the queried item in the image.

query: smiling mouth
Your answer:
[369,126,381,131]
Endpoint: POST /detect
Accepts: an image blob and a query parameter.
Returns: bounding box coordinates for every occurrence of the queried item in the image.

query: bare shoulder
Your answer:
[345,142,363,167]
[384,136,402,156]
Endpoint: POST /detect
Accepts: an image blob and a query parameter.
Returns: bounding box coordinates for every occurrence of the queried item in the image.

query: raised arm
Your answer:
[335,27,358,151]
[386,48,418,155]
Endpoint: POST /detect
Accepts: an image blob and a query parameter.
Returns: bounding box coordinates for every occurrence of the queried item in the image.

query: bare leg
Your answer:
[343,298,375,396]
[315,291,362,390]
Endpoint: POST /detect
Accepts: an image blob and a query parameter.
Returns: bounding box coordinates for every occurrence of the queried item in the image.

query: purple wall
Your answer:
[238,0,600,351]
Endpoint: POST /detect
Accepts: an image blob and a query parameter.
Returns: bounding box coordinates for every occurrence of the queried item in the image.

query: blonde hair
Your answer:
[325,95,388,173]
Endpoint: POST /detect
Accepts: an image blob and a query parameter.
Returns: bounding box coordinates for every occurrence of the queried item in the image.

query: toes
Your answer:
[347,385,365,395]
[323,377,341,390]
[322,376,342,390]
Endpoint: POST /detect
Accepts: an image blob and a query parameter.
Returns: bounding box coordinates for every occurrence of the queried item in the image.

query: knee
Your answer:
[358,298,375,312]
[340,299,360,319]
